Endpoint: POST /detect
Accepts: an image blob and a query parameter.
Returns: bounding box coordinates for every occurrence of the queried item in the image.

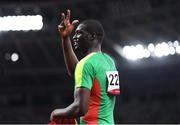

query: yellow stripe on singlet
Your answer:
[75,52,95,87]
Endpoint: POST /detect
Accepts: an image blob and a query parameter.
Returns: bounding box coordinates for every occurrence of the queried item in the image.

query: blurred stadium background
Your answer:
[0,0,180,123]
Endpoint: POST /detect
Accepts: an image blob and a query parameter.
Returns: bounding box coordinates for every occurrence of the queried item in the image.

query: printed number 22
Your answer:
[109,73,119,85]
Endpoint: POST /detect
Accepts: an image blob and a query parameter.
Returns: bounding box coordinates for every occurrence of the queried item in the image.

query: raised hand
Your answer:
[58,10,79,38]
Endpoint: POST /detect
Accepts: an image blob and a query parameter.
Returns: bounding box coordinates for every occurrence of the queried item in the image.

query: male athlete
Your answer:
[50,10,120,124]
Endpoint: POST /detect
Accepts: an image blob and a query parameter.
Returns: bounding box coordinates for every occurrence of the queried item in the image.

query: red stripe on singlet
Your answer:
[82,77,101,124]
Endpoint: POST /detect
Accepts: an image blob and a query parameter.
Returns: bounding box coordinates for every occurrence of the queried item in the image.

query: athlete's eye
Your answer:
[76,30,81,35]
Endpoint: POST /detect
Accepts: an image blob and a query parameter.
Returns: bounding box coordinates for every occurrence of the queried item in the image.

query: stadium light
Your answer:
[122,46,137,60]
[168,41,173,47]
[169,47,176,55]
[144,49,151,58]
[122,44,151,60]
[176,46,180,54]
[4,53,11,60]
[0,15,43,31]
[148,43,155,52]
[135,44,145,59]
[119,40,179,61]
[11,53,19,62]
[161,42,170,56]
[153,42,173,57]
[173,40,179,47]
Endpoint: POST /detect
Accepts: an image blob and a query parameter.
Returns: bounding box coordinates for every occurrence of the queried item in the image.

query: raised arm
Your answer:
[58,10,79,76]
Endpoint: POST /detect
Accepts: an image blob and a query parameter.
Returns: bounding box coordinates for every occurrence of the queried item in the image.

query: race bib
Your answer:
[106,71,120,95]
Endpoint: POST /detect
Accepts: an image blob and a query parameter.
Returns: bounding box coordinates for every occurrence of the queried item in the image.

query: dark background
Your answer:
[0,0,180,123]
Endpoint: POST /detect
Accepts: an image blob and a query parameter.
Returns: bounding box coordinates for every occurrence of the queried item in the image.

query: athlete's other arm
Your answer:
[58,10,79,76]
[50,88,90,119]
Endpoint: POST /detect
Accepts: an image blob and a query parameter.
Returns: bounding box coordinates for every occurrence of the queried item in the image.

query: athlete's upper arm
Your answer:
[74,59,94,114]
[74,87,90,115]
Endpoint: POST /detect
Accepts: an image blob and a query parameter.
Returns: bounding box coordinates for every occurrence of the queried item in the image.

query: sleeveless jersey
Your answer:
[74,52,119,124]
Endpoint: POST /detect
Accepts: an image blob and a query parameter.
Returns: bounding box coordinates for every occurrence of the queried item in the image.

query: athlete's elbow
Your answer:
[75,103,88,116]
[78,107,88,116]
[76,109,86,117]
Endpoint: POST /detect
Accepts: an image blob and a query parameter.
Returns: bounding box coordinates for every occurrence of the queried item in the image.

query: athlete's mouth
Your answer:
[73,39,79,49]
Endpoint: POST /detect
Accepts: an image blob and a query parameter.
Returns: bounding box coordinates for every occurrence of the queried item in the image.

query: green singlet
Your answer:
[75,52,119,125]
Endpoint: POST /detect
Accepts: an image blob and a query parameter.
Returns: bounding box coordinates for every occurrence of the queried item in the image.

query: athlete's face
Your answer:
[73,24,91,52]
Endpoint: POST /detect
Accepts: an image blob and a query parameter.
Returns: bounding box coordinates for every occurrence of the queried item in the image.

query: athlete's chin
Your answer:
[74,45,79,50]
[74,47,84,53]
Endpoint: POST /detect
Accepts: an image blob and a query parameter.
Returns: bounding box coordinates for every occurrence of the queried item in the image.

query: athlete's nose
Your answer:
[73,34,77,41]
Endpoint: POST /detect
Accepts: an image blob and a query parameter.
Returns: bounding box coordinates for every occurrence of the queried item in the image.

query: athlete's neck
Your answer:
[86,44,101,55]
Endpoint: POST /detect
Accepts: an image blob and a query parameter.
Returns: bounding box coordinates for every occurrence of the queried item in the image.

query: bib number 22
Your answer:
[106,71,120,95]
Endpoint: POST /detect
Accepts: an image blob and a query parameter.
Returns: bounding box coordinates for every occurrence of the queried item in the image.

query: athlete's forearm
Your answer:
[53,101,85,118]
[61,37,79,76]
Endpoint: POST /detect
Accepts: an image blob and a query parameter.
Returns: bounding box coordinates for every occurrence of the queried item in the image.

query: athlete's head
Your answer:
[73,20,104,53]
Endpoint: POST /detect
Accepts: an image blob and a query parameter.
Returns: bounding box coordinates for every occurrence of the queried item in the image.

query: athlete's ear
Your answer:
[88,32,96,41]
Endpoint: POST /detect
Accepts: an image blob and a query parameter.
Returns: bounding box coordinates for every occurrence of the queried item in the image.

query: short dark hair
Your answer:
[81,20,104,44]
